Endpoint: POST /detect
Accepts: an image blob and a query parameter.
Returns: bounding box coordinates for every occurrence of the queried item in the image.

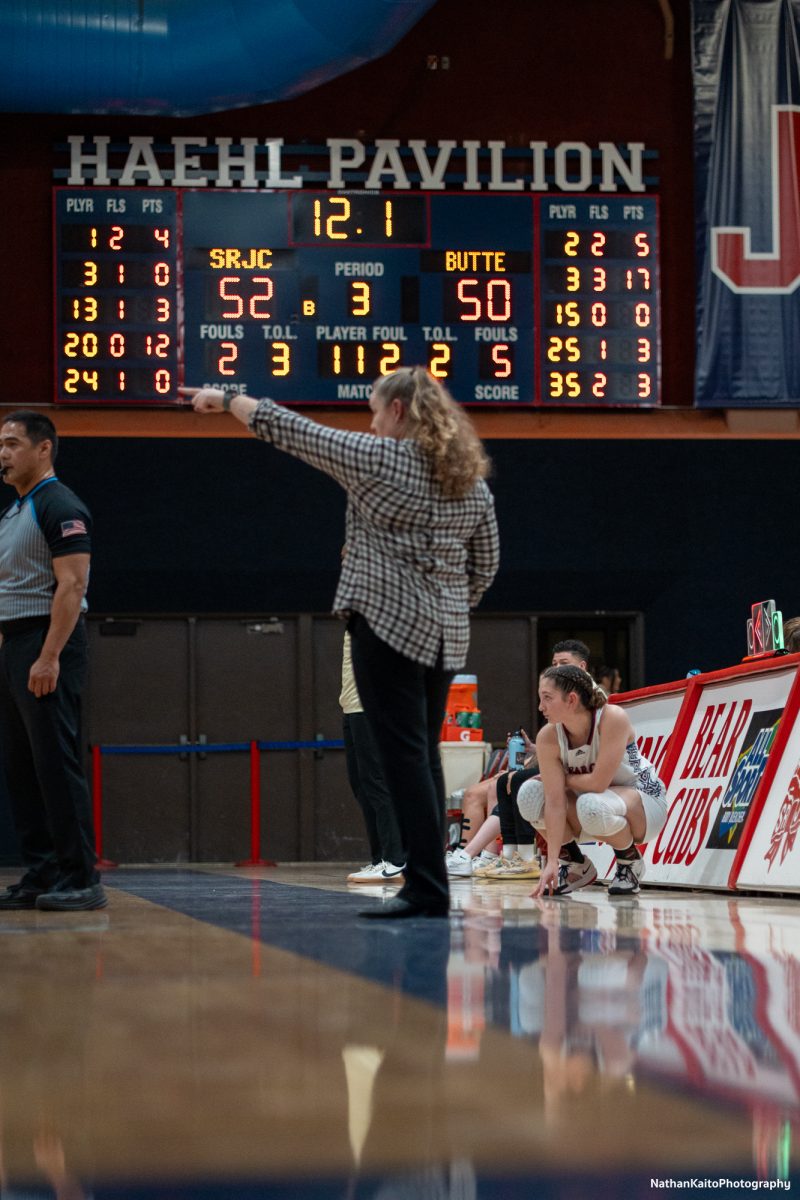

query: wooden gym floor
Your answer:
[1,864,798,1198]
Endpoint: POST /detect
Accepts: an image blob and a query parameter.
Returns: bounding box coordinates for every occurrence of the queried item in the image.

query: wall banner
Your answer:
[643,664,796,888]
[694,0,800,406]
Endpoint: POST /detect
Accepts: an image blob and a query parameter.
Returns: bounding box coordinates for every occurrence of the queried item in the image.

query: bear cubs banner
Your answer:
[643,666,795,887]
[694,0,800,406]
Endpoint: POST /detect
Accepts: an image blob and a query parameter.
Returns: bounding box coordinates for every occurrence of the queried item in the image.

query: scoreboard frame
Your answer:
[53,186,661,409]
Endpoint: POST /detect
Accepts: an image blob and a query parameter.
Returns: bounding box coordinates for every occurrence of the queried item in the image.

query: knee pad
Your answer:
[576,790,628,838]
[516,777,545,829]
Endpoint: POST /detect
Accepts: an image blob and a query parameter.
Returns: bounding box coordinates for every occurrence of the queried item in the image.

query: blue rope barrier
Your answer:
[97,739,344,755]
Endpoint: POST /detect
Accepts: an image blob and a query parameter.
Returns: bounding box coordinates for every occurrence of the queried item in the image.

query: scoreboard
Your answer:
[54,188,660,407]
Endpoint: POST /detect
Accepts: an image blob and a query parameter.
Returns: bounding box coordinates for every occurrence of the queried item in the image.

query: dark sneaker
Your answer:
[0,884,44,910]
[608,856,645,896]
[36,883,108,911]
[553,857,598,895]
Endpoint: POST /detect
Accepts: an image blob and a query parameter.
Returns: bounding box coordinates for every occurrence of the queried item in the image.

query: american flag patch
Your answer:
[60,519,87,537]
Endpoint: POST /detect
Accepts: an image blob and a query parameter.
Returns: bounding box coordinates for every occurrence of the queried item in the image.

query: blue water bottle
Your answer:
[507,729,527,771]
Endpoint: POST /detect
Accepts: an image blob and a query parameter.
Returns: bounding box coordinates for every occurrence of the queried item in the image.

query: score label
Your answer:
[539,197,659,406]
[53,188,660,407]
[54,189,179,404]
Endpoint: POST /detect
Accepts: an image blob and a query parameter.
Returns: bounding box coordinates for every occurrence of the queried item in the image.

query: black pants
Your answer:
[496,768,537,846]
[349,614,453,910]
[343,710,405,866]
[0,618,98,890]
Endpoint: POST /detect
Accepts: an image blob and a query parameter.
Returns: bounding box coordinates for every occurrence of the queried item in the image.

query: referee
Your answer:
[0,411,105,911]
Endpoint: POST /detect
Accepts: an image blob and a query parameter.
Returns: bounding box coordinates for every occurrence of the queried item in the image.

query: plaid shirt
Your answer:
[249,398,499,669]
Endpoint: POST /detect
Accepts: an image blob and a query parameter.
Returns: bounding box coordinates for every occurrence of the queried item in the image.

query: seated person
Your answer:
[446,640,590,878]
[595,664,622,695]
[782,615,800,653]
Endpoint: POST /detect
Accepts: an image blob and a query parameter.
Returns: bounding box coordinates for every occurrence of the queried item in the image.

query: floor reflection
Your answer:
[449,886,800,1179]
[0,868,798,1197]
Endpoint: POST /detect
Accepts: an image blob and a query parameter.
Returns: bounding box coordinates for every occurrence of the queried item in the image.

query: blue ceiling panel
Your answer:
[0,0,437,116]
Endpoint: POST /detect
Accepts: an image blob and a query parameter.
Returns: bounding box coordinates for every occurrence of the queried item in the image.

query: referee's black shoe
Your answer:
[36,883,108,911]
[0,883,44,910]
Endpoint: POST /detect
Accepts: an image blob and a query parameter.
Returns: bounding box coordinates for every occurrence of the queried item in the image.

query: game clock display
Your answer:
[54,188,660,407]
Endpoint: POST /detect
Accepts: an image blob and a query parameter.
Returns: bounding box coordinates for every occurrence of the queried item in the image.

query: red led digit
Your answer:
[154,262,170,287]
[154,370,171,394]
[118,299,126,320]
[456,279,481,321]
[109,226,124,250]
[635,303,651,327]
[109,333,125,357]
[154,228,170,248]
[117,263,125,284]
[591,302,607,327]
[249,276,274,319]
[591,232,606,257]
[491,344,512,378]
[486,279,511,321]
[219,277,243,319]
[218,342,238,375]
[156,297,170,322]
[118,370,126,392]
[635,232,650,257]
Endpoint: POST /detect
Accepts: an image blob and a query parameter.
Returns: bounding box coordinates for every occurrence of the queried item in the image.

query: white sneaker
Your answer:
[347,862,385,884]
[553,857,598,895]
[447,848,474,877]
[379,861,405,883]
[483,852,541,881]
[474,849,500,870]
[608,854,645,896]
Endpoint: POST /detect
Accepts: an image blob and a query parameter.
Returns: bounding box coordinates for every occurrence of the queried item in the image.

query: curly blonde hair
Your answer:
[372,366,491,499]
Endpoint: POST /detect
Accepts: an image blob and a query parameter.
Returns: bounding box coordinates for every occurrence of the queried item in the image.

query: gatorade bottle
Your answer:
[507,730,527,771]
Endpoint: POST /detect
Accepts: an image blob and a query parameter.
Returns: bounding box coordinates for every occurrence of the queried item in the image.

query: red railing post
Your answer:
[91,745,117,870]
[236,740,275,867]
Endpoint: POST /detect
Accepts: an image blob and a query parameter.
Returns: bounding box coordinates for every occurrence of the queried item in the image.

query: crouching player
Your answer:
[519,665,667,897]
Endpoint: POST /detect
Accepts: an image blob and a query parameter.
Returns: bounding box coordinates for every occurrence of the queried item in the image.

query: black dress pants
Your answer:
[0,618,98,890]
[349,614,453,910]
[343,711,405,867]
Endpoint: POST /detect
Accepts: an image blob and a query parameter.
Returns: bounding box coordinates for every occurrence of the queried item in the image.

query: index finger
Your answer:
[177,387,199,398]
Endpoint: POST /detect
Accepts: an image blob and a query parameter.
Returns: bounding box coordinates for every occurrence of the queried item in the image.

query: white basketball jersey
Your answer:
[554,706,664,800]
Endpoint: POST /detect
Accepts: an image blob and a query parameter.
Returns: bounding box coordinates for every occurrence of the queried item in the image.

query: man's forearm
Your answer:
[41,583,84,661]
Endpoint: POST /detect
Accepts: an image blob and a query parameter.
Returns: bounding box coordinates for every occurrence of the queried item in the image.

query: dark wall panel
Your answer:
[62,435,799,691]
